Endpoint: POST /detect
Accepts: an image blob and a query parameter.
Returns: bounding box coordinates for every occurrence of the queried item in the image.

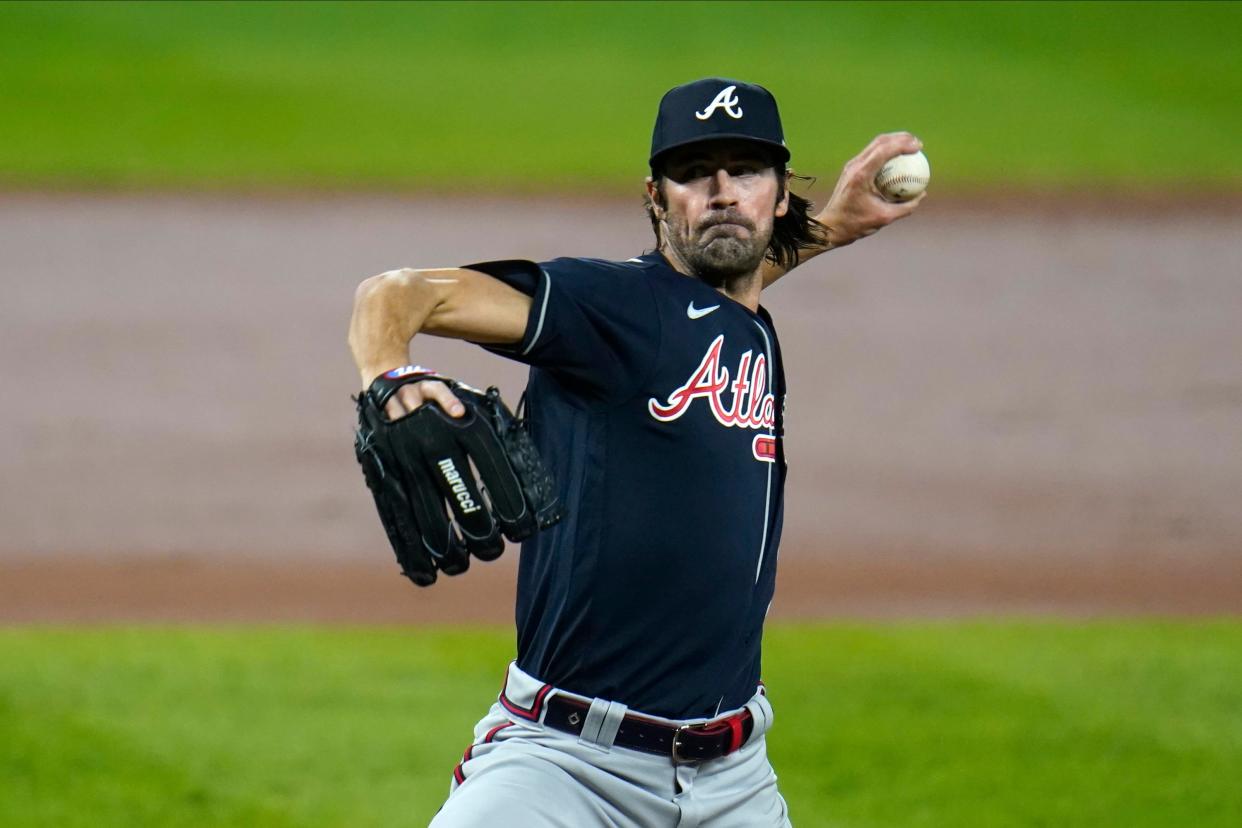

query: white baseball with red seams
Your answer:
[875,149,930,202]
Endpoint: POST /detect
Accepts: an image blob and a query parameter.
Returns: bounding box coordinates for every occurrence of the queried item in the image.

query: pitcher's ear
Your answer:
[645,176,666,213]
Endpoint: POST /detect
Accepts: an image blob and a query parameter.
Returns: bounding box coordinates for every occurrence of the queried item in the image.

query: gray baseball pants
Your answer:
[429,662,792,828]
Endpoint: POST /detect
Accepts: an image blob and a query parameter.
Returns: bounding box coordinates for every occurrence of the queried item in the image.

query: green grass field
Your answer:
[2,622,1239,827]
[1,1,1239,192]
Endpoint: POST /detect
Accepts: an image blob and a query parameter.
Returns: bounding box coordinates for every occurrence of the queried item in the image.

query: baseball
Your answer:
[875,149,930,202]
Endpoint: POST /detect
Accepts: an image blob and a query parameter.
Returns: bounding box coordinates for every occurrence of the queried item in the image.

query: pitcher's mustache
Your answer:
[698,213,753,232]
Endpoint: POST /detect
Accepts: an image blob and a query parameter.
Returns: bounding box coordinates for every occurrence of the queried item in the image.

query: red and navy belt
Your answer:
[542,695,754,764]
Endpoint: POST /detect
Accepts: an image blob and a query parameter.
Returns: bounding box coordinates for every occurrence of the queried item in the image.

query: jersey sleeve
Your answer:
[463,257,663,403]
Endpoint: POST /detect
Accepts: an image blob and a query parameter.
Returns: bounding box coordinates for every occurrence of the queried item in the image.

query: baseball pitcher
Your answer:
[348,78,923,827]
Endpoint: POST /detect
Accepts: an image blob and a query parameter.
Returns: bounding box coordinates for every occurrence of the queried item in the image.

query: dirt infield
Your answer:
[2,554,1237,624]
[2,194,1239,621]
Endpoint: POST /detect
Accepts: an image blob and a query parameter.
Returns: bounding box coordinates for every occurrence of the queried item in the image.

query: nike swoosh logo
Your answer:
[687,301,720,320]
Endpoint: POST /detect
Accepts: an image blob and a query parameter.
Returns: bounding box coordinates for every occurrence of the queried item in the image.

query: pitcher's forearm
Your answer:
[348,266,533,388]
[762,133,925,289]
[760,221,835,287]
[348,268,439,387]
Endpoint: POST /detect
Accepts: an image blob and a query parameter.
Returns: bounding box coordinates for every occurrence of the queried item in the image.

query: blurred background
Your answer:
[1,2,1239,826]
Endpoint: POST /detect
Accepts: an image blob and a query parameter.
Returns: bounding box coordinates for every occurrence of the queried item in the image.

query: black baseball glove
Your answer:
[353,366,563,586]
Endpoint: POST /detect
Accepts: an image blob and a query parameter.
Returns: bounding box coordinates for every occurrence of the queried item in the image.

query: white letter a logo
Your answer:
[695,85,744,120]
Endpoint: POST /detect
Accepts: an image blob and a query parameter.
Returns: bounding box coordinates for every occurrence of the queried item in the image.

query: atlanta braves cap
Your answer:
[649,77,790,171]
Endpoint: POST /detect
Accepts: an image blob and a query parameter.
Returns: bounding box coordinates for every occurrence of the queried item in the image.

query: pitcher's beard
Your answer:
[678,230,769,289]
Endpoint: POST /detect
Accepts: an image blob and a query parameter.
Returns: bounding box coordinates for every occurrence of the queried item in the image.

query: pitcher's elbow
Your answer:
[356,267,413,302]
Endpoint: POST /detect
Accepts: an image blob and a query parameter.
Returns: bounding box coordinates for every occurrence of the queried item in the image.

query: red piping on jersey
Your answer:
[452,721,515,785]
[498,675,553,721]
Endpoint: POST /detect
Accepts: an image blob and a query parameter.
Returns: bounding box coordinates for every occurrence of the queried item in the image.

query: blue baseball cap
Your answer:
[649,77,790,171]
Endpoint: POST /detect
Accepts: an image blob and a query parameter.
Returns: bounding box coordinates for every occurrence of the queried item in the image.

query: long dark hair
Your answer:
[644,164,827,271]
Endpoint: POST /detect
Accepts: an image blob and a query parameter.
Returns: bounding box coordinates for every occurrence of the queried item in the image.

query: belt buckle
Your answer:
[671,724,697,764]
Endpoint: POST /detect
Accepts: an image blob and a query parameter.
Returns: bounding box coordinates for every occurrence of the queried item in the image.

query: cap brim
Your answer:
[649,134,791,169]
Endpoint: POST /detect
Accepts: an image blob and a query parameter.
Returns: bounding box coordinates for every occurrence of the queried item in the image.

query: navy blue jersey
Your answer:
[466,252,788,720]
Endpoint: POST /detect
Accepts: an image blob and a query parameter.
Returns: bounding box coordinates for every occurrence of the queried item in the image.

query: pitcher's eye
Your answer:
[667,164,708,183]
